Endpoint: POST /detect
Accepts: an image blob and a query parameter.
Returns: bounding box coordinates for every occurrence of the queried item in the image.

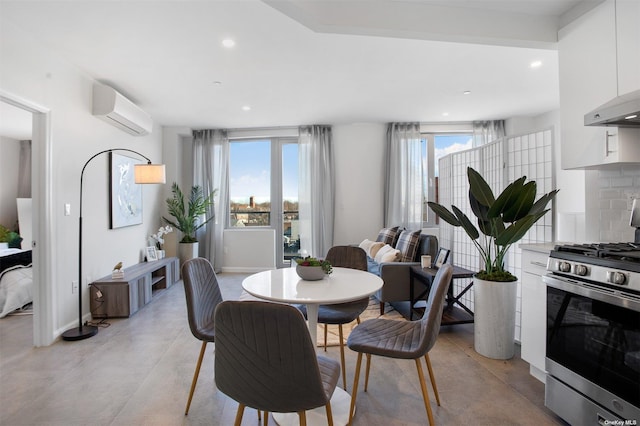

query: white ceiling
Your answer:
[0,0,602,138]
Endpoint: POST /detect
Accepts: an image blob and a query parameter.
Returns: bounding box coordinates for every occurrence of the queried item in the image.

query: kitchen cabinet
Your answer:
[616,0,640,96]
[559,0,640,170]
[520,246,551,383]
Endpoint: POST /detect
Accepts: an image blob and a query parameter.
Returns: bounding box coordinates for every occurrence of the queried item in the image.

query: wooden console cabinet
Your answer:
[90,257,179,318]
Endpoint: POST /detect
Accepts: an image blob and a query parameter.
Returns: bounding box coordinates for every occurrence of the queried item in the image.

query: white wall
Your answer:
[332,123,387,245]
[0,136,21,229]
[1,20,165,339]
[222,228,276,272]
[161,127,191,258]
[586,165,640,242]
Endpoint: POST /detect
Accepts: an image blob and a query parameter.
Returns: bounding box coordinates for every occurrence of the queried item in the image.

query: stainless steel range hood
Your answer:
[584,89,640,127]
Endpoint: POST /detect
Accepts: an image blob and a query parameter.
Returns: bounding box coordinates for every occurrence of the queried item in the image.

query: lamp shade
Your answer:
[134,164,166,184]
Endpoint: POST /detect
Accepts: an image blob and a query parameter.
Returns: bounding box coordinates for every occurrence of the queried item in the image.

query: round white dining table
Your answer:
[241,266,383,426]
[242,266,382,346]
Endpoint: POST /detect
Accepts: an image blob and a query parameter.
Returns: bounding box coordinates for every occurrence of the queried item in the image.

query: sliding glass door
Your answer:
[229,138,298,268]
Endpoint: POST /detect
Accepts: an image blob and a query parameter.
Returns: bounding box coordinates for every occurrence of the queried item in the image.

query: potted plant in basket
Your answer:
[428,167,557,359]
[295,256,333,281]
[163,182,217,264]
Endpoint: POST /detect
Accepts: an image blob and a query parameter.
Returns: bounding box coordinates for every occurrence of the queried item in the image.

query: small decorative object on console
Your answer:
[295,256,332,280]
[112,261,124,280]
[149,225,173,250]
[146,246,158,262]
[434,248,449,268]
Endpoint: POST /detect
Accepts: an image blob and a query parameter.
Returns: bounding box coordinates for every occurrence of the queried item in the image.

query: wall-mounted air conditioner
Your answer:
[92,84,153,136]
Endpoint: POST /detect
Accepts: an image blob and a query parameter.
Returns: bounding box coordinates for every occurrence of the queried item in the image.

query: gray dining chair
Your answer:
[346,264,453,426]
[296,245,369,390]
[181,257,224,415]
[214,300,341,426]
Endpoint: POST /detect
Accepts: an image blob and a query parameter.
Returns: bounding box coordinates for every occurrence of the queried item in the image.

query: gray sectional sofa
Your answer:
[366,233,439,315]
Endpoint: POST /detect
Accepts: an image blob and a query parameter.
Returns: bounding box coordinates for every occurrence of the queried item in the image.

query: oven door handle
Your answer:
[543,274,640,312]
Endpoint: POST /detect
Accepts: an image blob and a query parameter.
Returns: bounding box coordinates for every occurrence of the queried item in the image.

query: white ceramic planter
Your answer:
[179,242,199,267]
[473,277,518,360]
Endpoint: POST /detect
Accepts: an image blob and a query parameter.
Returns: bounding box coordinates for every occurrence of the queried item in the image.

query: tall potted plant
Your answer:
[428,167,557,359]
[163,182,217,265]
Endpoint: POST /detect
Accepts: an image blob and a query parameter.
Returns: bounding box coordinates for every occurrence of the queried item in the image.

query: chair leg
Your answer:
[298,410,307,426]
[348,353,363,425]
[364,353,372,392]
[415,358,436,426]
[338,325,347,390]
[185,341,207,415]
[380,302,384,316]
[424,354,441,406]
[258,410,269,425]
[325,401,334,426]
[356,315,361,325]
[324,324,328,351]
[234,403,246,426]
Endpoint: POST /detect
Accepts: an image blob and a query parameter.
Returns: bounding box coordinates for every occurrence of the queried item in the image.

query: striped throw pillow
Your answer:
[395,229,421,262]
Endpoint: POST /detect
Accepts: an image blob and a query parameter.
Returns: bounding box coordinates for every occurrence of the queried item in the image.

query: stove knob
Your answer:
[607,271,627,285]
[558,261,571,273]
[574,264,588,276]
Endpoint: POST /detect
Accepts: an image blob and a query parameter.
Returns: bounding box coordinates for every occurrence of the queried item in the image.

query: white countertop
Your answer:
[519,242,562,254]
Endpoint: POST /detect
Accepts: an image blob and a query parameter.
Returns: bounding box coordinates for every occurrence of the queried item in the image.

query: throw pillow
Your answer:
[374,244,400,263]
[359,239,374,254]
[395,229,422,262]
[369,242,385,258]
[375,226,401,246]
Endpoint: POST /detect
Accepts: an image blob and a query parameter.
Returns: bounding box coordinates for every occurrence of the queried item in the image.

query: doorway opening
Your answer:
[0,92,53,347]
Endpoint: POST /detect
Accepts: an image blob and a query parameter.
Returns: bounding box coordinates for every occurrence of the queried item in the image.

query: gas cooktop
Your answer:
[549,242,640,290]
[553,242,640,263]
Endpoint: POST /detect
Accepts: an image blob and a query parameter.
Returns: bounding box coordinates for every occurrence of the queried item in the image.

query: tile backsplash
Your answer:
[595,165,640,242]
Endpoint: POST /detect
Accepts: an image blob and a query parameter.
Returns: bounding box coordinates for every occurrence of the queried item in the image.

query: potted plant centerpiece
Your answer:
[428,167,557,359]
[163,182,217,265]
[295,256,333,281]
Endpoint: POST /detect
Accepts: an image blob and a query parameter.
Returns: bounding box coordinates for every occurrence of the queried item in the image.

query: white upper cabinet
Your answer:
[559,0,640,169]
[617,0,640,95]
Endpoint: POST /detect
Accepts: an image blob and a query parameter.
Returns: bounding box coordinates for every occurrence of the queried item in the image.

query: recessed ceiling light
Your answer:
[463,90,471,95]
[222,38,235,48]
[213,81,222,86]
[442,112,449,117]
[242,105,251,111]
[530,60,542,68]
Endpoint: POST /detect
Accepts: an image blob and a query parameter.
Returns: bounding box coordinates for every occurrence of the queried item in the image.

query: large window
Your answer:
[421,133,472,225]
[229,140,272,227]
[228,138,299,266]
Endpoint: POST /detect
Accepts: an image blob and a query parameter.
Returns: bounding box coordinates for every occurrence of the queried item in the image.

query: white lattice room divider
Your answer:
[436,128,555,341]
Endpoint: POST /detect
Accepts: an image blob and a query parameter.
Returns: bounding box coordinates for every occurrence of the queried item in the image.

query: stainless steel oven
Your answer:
[543,243,640,425]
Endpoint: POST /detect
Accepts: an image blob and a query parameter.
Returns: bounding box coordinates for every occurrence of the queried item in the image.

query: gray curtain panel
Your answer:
[192,129,229,272]
[298,125,335,258]
[384,122,422,231]
[17,140,31,198]
[472,120,505,147]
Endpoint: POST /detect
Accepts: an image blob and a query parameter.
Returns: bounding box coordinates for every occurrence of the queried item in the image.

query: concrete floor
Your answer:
[0,273,565,425]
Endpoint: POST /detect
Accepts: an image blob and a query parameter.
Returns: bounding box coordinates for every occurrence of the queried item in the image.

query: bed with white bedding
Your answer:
[0,249,33,318]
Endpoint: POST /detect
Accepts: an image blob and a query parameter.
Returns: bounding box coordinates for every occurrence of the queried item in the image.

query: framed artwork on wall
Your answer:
[434,248,450,269]
[110,152,143,229]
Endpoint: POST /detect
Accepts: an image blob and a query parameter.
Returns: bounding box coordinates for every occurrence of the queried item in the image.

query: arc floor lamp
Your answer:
[61,148,165,341]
